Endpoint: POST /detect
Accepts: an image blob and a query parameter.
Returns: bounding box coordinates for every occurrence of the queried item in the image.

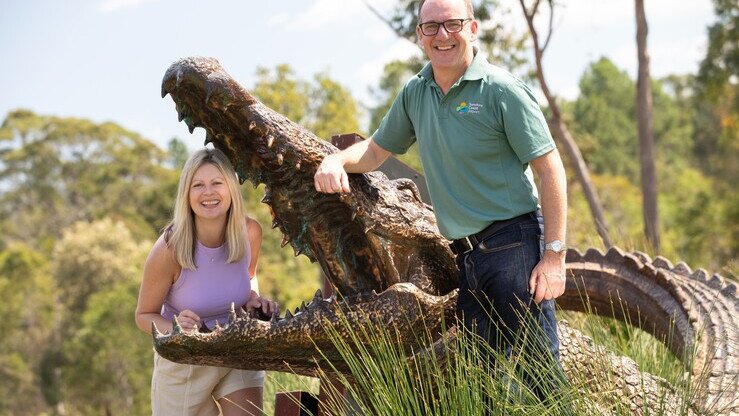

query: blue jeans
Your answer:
[456,213,563,399]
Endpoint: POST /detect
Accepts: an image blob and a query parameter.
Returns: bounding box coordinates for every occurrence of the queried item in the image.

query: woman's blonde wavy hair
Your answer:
[165,147,247,270]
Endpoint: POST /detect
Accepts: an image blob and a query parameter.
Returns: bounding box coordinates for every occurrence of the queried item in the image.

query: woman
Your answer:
[135,147,278,415]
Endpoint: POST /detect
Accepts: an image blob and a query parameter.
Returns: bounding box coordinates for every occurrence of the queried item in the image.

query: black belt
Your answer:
[449,212,537,256]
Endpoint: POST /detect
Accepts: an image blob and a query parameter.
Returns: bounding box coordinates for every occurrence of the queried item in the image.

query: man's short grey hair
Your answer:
[417,0,475,22]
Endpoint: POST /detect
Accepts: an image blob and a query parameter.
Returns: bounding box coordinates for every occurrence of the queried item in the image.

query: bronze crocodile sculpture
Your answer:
[154,57,738,415]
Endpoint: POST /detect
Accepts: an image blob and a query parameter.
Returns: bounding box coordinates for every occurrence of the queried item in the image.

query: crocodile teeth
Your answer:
[172,316,183,334]
[276,153,284,166]
[314,289,323,300]
[151,321,162,337]
[285,310,293,319]
[281,235,290,248]
[249,121,257,131]
[266,135,274,148]
[228,302,237,324]
[271,220,279,229]
[270,313,279,323]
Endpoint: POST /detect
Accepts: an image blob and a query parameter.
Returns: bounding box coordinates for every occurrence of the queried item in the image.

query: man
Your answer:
[314,0,567,396]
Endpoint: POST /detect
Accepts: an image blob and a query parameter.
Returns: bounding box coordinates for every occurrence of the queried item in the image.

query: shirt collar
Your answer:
[417,47,488,86]
[461,49,488,81]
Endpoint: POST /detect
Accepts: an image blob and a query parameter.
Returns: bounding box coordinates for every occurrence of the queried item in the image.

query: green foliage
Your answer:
[0,110,178,247]
[61,280,152,415]
[573,58,639,180]
[660,167,736,271]
[696,0,738,105]
[693,0,738,186]
[565,57,735,272]
[566,173,644,251]
[366,57,426,173]
[573,58,695,182]
[368,57,426,135]
[45,219,152,414]
[252,65,361,139]
[167,136,189,169]
[52,218,150,319]
[309,72,361,139]
[262,372,319,416]
[0,244,56,414]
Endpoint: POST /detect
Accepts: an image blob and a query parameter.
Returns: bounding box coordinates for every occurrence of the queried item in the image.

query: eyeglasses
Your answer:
[417,18,472,36]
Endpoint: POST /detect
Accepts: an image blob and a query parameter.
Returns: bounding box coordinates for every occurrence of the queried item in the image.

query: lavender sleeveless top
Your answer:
[161,239,251,330]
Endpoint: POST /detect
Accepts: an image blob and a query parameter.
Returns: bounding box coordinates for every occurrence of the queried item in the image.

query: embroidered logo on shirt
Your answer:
[456,101,483,114]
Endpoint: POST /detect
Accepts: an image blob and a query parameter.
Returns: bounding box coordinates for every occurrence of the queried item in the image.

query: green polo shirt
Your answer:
[372,53,555,239]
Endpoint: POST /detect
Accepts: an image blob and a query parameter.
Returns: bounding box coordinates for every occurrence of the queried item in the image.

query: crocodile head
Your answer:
[155,56,459,375]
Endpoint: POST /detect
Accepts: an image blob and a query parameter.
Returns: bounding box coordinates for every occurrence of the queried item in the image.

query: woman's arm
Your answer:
[134,236,192,333]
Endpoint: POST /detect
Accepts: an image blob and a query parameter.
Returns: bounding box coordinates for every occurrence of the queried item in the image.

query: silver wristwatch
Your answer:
[544,240,567,254]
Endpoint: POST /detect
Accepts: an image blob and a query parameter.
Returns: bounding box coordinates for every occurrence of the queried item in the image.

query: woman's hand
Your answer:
[246,290,279,319]
[176,309,201,331]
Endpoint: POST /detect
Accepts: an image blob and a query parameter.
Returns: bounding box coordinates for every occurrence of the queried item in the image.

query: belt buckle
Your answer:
[460,236,474,254]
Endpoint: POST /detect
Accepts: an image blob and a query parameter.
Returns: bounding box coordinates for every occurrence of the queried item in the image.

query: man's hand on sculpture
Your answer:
[314,154,351,194]
[529,252,566,304]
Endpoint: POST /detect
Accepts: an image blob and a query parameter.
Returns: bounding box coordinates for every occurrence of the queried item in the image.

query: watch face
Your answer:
[547,241,565,252]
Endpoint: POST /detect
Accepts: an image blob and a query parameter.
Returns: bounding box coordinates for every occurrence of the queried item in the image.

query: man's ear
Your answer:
[470,19,479,42]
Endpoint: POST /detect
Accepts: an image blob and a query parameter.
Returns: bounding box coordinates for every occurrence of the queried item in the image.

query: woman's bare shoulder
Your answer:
[146,233,180,277]
[245,215,263,239]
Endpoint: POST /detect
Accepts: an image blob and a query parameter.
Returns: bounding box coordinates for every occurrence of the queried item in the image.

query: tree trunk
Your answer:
[635,0,660,252]
[519,0,612,247]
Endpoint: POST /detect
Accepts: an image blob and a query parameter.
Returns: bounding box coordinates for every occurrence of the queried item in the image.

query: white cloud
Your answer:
[267,13,290,27]
[98,0,157,13]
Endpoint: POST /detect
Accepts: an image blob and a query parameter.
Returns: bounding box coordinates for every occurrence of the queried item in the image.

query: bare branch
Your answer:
[541,0,555,53]
[519,0,532,19]
[532,0,542,16]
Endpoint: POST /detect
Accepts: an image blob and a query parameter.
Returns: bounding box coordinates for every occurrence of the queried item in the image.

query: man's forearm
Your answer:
[337,138,391,173]
[531,150,567,244]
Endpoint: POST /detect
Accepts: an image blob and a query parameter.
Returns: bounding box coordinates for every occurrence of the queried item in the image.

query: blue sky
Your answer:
[1,0,715,150]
